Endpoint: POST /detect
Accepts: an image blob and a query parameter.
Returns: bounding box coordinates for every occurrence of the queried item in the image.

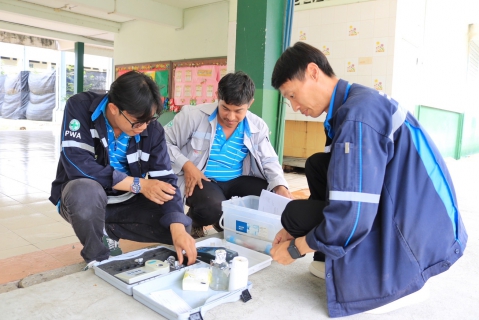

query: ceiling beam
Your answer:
[0,20,113,48]
[0,0,121,33]
[67,0,183,28]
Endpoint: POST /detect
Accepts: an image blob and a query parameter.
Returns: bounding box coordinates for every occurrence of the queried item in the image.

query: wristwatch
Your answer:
[130,177,141,194]
[287,238,305,259]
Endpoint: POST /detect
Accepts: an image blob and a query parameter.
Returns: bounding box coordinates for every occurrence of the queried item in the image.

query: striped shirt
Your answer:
[101,107,131,175]
[204,119,248,181]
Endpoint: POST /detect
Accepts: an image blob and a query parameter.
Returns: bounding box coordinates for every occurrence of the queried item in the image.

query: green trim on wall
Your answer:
[252,88,281,145]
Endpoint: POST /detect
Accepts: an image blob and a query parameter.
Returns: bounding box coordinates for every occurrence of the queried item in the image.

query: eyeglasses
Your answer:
[119,109,159,129]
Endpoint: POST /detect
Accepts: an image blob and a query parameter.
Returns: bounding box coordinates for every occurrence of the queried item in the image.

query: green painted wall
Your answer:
[158,111,176,127]
[235,0,285,150]
[415,105,479,159]
[461,114,479,157]
[415,105,464,159]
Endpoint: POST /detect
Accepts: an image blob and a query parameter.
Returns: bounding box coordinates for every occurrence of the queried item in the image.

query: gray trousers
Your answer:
[59,178,187,263]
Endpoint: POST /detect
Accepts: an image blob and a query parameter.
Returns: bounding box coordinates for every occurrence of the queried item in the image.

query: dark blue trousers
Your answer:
[59,178,188,263]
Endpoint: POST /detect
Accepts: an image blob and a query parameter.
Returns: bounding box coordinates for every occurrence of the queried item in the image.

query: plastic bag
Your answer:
[1,71,29,119]
[0,74,6,116]
[26,70,56,121]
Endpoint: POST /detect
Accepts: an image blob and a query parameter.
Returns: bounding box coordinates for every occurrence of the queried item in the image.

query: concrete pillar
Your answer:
[74,42,84,93]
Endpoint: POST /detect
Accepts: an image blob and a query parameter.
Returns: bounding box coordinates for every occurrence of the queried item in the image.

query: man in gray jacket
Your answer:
[165,71,292,238]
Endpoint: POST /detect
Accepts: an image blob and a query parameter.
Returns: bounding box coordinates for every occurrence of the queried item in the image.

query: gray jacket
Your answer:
[164,103,288,198]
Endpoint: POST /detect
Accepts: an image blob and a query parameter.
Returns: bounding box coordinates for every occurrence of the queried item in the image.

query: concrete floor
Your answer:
[0,121,309,285]
[0,239,478,320]
[0,120,478,319]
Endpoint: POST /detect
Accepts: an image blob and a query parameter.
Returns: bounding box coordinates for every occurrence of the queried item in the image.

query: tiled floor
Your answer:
[0,119,310,285]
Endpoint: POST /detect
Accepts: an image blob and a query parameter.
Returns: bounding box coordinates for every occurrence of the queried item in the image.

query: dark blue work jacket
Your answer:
[49,92,190,228]
[305,80,468,317]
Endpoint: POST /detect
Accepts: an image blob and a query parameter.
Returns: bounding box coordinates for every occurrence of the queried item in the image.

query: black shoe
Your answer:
[313,251,325,262]
[102,235,122,256]
[186,207,206,238]
[190,225,206,239]
[212,222,223,232]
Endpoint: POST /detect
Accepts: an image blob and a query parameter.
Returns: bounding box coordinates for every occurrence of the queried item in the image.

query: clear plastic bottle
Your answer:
[209,249,229,291]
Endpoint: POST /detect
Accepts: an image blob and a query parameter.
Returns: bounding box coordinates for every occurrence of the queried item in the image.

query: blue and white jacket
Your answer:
[305,79,468,317]
[49,92,190,228]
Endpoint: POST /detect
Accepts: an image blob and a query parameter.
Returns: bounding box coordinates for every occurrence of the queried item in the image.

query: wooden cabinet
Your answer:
[283,120,326,158]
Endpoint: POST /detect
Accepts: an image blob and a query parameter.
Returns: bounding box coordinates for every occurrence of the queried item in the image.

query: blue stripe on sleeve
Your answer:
[345,122,362,247]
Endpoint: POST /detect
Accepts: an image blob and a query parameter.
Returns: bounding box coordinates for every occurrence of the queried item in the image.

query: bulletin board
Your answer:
[171,57,227,110]
[115,57,227,114]
[115,61,172,99]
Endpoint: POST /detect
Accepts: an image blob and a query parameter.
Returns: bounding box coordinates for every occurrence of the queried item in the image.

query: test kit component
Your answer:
[96,247,191,285]
[196,246,238,264]
[228,256,249,291]
[115,259,170,284]
[182,267,211,291]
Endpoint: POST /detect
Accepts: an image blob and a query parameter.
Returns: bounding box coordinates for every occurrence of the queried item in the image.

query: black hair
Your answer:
[271,42,335,89]
[217,71,255,106]
[108,71,162,122]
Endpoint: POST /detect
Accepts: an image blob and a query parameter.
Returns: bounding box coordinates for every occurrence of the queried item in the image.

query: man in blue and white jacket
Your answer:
[49,71,197,267]
[270,42,467,317]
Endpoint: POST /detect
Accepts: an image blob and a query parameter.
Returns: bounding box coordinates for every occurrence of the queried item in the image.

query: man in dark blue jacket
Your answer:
[270,42,467,317]
[49,71,196,268]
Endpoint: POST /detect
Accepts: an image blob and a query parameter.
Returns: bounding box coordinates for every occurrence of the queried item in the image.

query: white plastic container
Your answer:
[220,196,283,255]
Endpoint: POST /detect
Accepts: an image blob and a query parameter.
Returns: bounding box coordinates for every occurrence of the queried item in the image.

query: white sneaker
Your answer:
[366,283,430,314]
[309,261,325,279]
[83,260,99,271]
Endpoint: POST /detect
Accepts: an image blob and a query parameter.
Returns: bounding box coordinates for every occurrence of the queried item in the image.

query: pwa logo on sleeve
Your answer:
[65,119,82,139]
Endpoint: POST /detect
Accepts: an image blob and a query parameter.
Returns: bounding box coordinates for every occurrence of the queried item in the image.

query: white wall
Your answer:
[226,0,237,73]
[289,0,397,122]
[114,1,229,65]
[391,0,425,112]
[414,0,479,113]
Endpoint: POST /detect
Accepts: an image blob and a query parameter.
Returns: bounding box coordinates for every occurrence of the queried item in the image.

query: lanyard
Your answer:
[324,82,352,139]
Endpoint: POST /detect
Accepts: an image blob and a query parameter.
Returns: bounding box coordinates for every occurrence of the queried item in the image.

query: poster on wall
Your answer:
[155,70,169,97]
[219,66,227,79]
[173,65,220,106]
[115,62,171,100]
[171,57,227,108]
[173,66,195,106]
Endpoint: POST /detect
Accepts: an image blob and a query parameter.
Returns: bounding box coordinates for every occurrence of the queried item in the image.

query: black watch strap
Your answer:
[287,238,305,259]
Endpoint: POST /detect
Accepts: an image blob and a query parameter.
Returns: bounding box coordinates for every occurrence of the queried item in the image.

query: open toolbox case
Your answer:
[93,237,271,319]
